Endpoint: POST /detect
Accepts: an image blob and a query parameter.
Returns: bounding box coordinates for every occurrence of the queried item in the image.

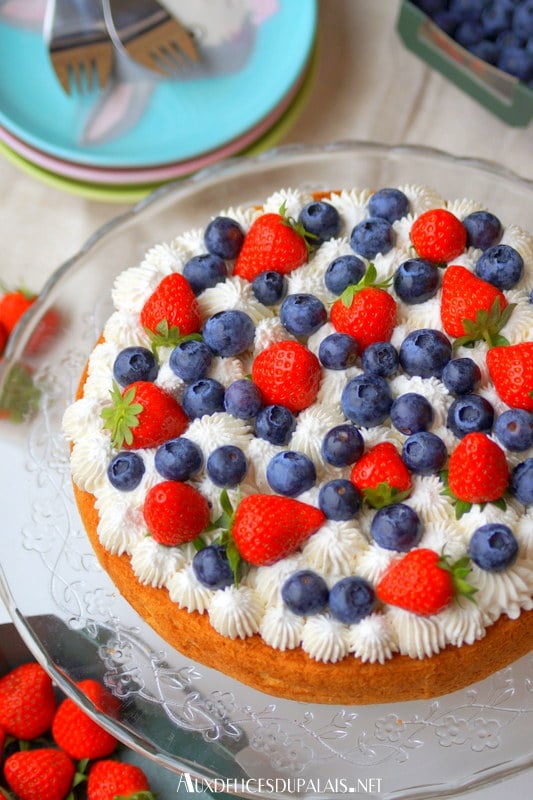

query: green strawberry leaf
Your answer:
[438,553,478,605]
[145,319,202,355]
[340,262,393,307]
[278,202,318,251]
[101,382,143,448]
[0,363,41,422]
[362,482,411,509]
[452,298,515,349]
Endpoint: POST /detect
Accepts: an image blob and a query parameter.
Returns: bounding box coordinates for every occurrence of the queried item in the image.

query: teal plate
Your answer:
[0,0,316,168]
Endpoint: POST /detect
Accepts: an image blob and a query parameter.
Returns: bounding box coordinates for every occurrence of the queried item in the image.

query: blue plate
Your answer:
[0,0,316,168]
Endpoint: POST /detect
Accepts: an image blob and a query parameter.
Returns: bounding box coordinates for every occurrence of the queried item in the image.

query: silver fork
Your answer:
[44,0,114,95]
[102,0,199,77]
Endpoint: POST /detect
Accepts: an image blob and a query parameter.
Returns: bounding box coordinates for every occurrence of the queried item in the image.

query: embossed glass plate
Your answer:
[0,142,532,799]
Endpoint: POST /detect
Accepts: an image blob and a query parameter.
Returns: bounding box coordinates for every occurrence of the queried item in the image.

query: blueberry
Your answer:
[255,405,296,445]
[361,341,399,377]
[442,357,481,395]
[318,479,361,520]
[468,39,499,65]
[390,392,434,435]
[495,409,533,451]
[475,244,524,290]
[182,378,225,419]
[298,200,341,243]
[324,255,366,295]
[321,424,364,467]
[447,394,494,438]
[393,258,440,304]
[449,0,488,22]
[279,294,327,337]
[510,458,533,504]
[281,570,329,616]
[204,216,244,260]
[107,451,145,491]
[497,45,533,81]
[207,445,247,487]
[399,329,452,379]
[512,0,533,39]
[341,374,393,427]
[266,451,316,497]
[463,210,502,251]
[328,576,376,624]
[401,431,448,474]
[481,2,513,38]
[411,0,448,15]
[224,379,262,419]
[202,310,255,356]
[252,271,287,306]
[155,437,203,481]
[113,346,158,386]
[433,9,461,35]
[371,503,423,552]
[350,218,394,259]
[183,254,228,295]
[192,545,233,589]
[318,332,359,370]
[454,19,484,46]
[368,188,410,224]
[169,339,213,382]
[468,523,519,572]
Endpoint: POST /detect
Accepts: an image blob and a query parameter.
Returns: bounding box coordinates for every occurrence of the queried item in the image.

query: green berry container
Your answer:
[396,1,533,127]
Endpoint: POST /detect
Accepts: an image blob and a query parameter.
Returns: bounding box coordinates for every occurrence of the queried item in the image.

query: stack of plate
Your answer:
[0,0,317,203]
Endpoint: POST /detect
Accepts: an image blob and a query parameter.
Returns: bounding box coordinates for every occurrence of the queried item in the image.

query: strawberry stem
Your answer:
[340,263,393,307]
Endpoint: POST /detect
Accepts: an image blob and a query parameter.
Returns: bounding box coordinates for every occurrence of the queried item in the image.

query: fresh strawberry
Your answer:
[140,272,202,342]
[330,264,396,352]
[143,480,210,546]
[0,321,8,356]
[232,494,325,566]
[0,722,6,751]
[376,548,476,616]
[233,206,309,282]
[446,432,509,514]
[486,342,533,412]
[87,759,155,800]
[101,380,188,449]
[0,285,60,354]
[251,340,322,413]
[350,442,412,508]
[0,662,56,740]
[440,265,512,345]
[410,208,467,263]
[0,287,34,334]
[3,748,76,800]
[52,678,120,761]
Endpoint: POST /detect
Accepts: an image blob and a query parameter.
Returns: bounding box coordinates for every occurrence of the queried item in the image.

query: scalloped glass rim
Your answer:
[1,141,532,800]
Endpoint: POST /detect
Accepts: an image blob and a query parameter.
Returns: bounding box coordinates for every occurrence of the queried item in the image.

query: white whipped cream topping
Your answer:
[347,613,399,663]
[131,537,187,587]
[301,614,350,663]
[260,606,304,651]
[64,183,533,667]
[208,585,263,639]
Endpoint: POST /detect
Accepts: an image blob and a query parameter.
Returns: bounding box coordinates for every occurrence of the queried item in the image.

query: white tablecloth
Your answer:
[0,1,531,796]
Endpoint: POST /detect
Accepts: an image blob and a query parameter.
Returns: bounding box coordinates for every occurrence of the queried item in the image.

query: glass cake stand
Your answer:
[0,142,532,799]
